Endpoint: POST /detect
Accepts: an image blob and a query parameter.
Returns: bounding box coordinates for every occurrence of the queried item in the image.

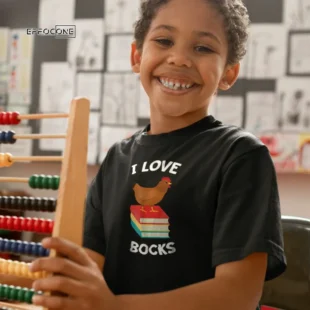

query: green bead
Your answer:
[9,285,18,300]
[42,175,49,188]
[34,175,43,189]
[6,285,12,300]
[28,174,38,188]
[52,175,60,190]
[17,287,26,302]
[0,284,6,298]
[24,288,35,303]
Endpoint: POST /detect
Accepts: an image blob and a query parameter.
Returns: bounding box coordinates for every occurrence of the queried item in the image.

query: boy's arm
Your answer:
[117,252,267,310]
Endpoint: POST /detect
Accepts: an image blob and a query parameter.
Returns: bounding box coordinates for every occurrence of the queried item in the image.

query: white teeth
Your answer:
[159,78,194,90]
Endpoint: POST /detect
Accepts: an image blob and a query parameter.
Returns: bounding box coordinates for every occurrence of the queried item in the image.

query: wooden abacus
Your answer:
[0,97,90,310]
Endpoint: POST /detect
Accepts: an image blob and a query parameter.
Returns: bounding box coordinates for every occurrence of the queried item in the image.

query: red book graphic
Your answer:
[130,206,169,224]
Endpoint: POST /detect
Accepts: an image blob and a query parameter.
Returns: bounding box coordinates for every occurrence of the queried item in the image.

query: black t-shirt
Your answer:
[83,115,287,296]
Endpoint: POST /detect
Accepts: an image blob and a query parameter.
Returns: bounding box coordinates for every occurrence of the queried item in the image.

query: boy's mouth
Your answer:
[156,77,197,91]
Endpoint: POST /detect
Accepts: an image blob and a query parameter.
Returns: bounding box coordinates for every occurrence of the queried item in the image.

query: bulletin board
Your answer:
[0,0,309,173]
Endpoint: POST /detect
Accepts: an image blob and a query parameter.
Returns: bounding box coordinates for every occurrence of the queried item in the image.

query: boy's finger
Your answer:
[32,275,88,298]
[41,237,91,267]
[32,292,80,309]
[29,256,94,282]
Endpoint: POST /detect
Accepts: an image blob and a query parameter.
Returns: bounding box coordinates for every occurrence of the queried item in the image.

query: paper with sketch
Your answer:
[258,133,299,172]
[76,72,102,110]
[102,73,139,126]
[245,92,277,134]
[87,112,100,165]
[67,19,104,71]
[107,35,133,72]
[299,134,310,171]
[276,77,310,132]
[246,25,287,79]
[38,0,75,29]
[39,117,68,151]
[1,125,33,157]
[99,126,141,162]
[39,62,74,113]
[0,28,9,62]
[288,32,310,74]
[284,0,310,29]
[105,0,140,33]
[8,29,34,105]
[213,96,243,127]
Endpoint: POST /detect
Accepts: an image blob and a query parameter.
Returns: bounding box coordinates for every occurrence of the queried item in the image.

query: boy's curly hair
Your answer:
[134,0,250,65]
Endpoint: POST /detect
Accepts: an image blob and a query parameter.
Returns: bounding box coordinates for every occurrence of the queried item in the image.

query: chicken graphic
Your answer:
[133,177,172,212]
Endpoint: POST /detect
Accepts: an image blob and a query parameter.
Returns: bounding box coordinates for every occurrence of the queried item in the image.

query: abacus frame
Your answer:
[0,97,90,310]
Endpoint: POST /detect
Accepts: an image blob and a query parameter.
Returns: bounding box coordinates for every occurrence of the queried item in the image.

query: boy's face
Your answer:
[132,0,239,120]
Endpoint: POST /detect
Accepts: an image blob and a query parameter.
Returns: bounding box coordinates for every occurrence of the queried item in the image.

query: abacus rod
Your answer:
[14,134,67,140]
[0,177,29,183]
[18,113,69,120]
[0,301,42,309]
[12,156,63,162]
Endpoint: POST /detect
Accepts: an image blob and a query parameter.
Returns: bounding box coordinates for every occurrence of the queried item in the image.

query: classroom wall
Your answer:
[1,162,310,219]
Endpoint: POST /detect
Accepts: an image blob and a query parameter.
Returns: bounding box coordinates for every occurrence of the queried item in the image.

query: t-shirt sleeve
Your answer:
[83,163,106,257]
[212,145,287,281]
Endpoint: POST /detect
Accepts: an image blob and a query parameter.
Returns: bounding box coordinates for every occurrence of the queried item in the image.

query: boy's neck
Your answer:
[148,107,208,135]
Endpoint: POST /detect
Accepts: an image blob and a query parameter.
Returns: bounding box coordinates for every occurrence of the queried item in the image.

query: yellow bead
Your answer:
[2,260,10,274]
[0,153,13,168]
[21,263,28,277]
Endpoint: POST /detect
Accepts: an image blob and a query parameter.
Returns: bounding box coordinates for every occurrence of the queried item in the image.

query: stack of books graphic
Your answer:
[130,205,170,238]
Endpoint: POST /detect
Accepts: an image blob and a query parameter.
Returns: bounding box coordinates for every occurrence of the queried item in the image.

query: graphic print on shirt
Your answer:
[129,160,182,256]
[131,176,172,239]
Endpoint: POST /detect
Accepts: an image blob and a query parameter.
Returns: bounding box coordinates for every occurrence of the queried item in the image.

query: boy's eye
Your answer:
[154,39,173,46]
[195,46,213,53]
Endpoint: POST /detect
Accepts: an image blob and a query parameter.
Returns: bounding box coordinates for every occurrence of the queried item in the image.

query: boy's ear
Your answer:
[131,41,141,73]
[218,62,240,91]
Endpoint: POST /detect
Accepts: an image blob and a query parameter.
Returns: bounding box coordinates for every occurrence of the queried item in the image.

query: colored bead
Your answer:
[0,111,20,125]
[28,174,60,190]
[0,153,13,168]
[0,131,16,144]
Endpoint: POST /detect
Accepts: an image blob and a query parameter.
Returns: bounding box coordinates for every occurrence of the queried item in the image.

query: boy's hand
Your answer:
[29,237,116,310]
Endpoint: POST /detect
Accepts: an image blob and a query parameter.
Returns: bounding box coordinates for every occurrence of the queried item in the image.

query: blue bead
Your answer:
[0,238,4,251]
[45,248,50,256]
[17,241,25,254]
[7,240,14,252]
[33,244,40,256]
[7,131,16,144]
[24,242,31,255]
[29,242,36,256]
[11,240,18,252]
[0,131,5,144]
[3,240,10,252]
[38,245,45,257]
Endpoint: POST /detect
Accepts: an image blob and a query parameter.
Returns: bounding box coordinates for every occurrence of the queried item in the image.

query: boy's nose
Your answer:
[166,49,192,68]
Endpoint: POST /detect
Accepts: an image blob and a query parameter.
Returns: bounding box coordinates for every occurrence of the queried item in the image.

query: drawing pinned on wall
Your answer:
[39,117,68,151]
[39,62,74,113]
[76,72,102,110]
[213,96,243,127]
[99,126,142,162]
[67,19,105,71]
[9,29,34,64]
[288,31,310,75]
[0,28,9,62]
[107,35,133,72]
[245,92,277,134]
[246,25,287,79]
[88,112,100,165]
[105,0,141,33]
[38,0,75,29]
[276,78,310,131]
[102,73,139,126]
[259,133,299,172]
[298,134,310,171]
[284,0,310,29]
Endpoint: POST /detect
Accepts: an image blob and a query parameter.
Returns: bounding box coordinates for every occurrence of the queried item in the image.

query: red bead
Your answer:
[20,217,27,230]
[10,111,20,125]
[33,218,41,232]
[48,220,54,233]
[4,216,11,229]
[41,220,48,233]
[0,216,5,228]
[13,216,20,230]
[6,216,13,230]
[26,217,34,231]
[3,112,11,125]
